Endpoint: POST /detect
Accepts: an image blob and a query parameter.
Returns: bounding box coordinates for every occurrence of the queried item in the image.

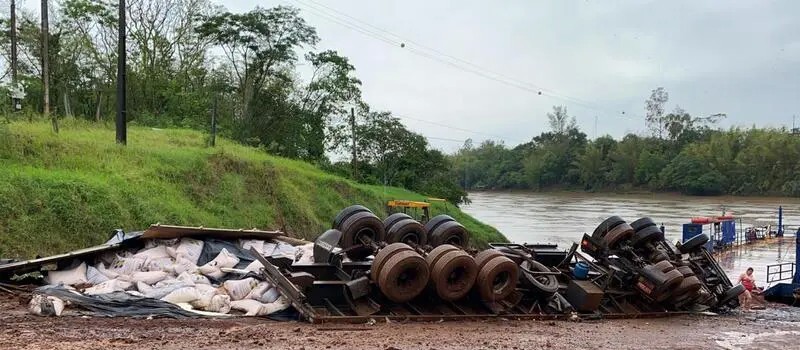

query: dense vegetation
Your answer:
[0,120,504,258]
[0,1,465,203]
[450,90,800,196]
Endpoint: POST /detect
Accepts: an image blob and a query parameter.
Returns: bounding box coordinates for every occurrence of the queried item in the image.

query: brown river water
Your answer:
[462,191,800,286]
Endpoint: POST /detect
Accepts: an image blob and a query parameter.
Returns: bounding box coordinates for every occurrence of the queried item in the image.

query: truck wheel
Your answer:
[520,259,559,295]
[425,244,460,268]
[631,225,664,247]
[429,221,469,247]
[424,214,456,234]
[378,250,429,303]
[592,216,626,239]
[604,223,634,248]
[371,243,413,282]
[673,275,703,296]
[678,234,710,254]
[631,217,657,232]
[340,211,385,260]
[430,250,477,301]
[677,265,695,277]
[383,213,413,232]
[386,218,428,246]
[654,260,676,273]
[474,249,505,272]
[333,205,370,229]
[717,284,746,307]
[475,255,518,302]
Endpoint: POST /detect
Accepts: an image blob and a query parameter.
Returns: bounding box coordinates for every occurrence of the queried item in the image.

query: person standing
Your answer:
[738,267,763,309]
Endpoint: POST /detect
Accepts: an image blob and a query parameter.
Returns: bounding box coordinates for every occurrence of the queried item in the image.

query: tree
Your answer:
[645,87,669,138]
[547,105,576,134]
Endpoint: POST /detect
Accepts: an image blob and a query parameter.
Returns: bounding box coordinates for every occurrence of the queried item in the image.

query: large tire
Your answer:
[717,284,746,307]
[604,223,634,248]
[425,244,460,268]
[651,268,685,302]
[678,234,710,254]
[592,216,626,239]
[474,249,504,272]
[631,217,657,232]
[475,256,518,302]
[430,250,478,301]
[377,250,430,303]
[673,276,703,296]
[424,215,456,234]
[386,218,428,246]
[631,225,665,247]
[384,213,413,232]
[653,260,675,273]
[429,221,469,247]
[340,211,386,260]
[649,250,669,263]
[371,243,413,282]
[677,265,695,277]
[333,205,370,229]
[520,259,559,295]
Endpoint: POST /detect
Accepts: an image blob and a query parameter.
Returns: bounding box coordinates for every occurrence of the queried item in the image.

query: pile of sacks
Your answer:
[35,237,316,317]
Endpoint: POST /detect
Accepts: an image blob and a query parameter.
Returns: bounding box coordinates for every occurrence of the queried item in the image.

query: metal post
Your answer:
[42,0,55,132]
[115,0,127,145]
[350,107,357,180]
[10,0,18,112]
[210,94,217,147]
[778,206,783,236]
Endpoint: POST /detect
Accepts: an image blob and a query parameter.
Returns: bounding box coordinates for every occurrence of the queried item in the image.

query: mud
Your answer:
[1,294,799,350]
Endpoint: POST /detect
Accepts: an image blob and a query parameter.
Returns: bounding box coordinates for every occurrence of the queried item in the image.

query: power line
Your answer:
[393,113,506,140]
[291,0,638,120]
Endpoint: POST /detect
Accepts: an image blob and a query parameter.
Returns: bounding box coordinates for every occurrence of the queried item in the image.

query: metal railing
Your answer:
[766,262,795,283]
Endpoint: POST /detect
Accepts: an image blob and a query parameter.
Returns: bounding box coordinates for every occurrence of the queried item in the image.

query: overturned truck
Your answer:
[0,205,745,322]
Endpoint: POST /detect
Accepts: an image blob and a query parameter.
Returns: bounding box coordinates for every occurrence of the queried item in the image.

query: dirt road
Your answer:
[1,294,799,350]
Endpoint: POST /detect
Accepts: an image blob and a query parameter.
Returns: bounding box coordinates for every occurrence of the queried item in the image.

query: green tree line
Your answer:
[0,1,465,203]
[450,88,800,196]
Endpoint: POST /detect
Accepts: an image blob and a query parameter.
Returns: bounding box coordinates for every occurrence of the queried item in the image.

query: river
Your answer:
[462,191,800,285]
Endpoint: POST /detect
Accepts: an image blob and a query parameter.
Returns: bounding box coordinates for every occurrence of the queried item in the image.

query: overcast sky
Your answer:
[222,0,800,152]
[17,1,799,152]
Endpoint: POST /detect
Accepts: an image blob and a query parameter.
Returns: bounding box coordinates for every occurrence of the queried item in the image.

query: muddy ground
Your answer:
[1,293,799,350]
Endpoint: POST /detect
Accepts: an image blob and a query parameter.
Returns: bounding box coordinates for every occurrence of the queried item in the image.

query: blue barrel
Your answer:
[573,261,590,280]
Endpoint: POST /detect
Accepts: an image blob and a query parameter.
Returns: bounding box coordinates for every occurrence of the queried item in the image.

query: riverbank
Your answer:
[0,121,505,259]
[1,291,798,350]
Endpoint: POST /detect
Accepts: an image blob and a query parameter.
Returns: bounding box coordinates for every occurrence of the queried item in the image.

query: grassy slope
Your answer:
[0,120,505,258]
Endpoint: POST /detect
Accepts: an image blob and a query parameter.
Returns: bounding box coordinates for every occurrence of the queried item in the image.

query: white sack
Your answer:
[172,257,198,275]
[161,287,200,304]
[86,265,110,285]
[189,284,218,309]
[168,238,204,264]
[83,279,132,295]
[246,281,271,300]
[129,271,169,285]
[137,281,191,300]
[107,256,147,276]
[222,278,258,301]
[243,260,264,273]
[206,294,231,314]
[230,296,291,316]
[145,257,175,273]
[177,272,210,286]
[259,287,281,304]
[45,262,88,286]
[198,249,239,280]
[28,295,66,317]
[133,246,171,261]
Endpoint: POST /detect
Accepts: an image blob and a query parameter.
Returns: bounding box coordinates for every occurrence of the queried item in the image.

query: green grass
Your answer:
[0,119,505,258]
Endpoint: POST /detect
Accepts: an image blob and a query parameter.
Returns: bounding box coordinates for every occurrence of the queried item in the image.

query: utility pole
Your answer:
[10,0,19,113]
[42,0,55,132]
[116,0,127,145]
[350,107,357,180]
[210,94,217,147]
